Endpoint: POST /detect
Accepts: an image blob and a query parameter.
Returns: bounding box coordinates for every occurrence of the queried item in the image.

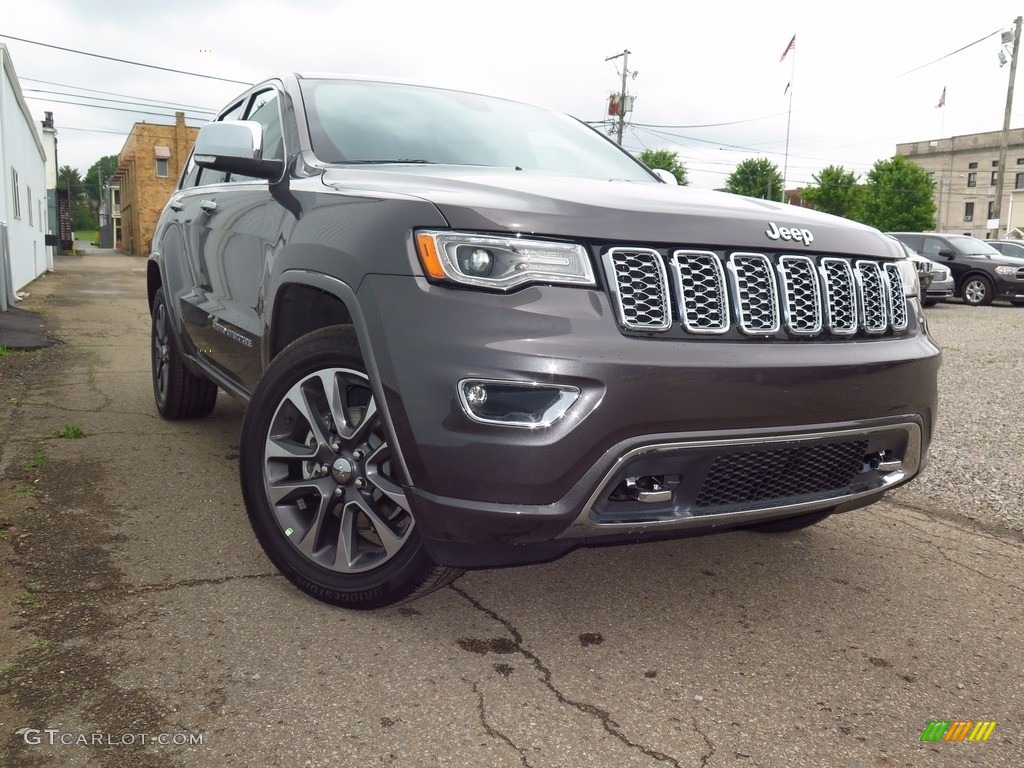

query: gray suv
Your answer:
[148,74,940,608]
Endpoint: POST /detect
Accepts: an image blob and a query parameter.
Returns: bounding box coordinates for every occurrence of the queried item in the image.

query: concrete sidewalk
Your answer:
[0,250,131,349]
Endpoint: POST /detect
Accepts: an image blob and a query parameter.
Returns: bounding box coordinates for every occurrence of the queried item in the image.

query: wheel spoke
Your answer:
[265,436,317,461]
[364,443,409,508]
[267,476,334,506]
[296,484,337,558]
[313,369,378,445]
[281,380,332,450]
[349,493,406,557]
[335,503,359,572]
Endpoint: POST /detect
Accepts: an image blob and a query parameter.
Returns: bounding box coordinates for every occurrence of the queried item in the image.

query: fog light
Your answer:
[458,379,580,428]
[465,384,488,407]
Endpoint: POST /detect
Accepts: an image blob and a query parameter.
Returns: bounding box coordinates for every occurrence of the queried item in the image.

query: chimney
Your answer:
[42,111,54,129]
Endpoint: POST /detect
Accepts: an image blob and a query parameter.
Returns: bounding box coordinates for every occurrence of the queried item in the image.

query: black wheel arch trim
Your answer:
[264,268,413,487]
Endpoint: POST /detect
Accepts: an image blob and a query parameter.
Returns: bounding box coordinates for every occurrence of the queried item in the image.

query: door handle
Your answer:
[169,200,184,212]
[200,199,218,214]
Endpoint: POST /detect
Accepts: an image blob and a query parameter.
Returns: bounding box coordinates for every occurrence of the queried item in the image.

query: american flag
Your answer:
[936,86,946,109]
[780,34,796,62]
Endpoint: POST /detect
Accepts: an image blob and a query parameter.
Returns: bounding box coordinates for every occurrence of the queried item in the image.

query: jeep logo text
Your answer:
[765,221,814,246]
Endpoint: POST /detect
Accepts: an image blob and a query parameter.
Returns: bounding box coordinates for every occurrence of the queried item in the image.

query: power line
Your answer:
[24,89,216,115]
[629,27,1004,131]
[20,77,217,112]
[0,33,252,85]
[23,95,209,121]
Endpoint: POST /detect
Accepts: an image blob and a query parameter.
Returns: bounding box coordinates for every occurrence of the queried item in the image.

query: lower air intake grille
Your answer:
[693,440,868,510]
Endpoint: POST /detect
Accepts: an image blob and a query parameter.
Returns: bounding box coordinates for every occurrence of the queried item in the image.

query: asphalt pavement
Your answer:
[0,254,1021,768]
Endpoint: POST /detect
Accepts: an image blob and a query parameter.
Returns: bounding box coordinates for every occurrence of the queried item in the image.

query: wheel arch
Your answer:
[955,269,993,295]
[147,259,163,311]
[265,270,412,485]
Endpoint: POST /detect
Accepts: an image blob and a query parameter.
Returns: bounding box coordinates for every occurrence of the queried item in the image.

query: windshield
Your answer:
[299,79,654,182]
[947,236,1001,256]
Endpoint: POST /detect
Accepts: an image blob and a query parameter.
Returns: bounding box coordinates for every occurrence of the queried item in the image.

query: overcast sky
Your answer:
[3,0,1023,190]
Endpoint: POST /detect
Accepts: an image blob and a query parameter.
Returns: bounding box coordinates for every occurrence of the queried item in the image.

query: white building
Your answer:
[1,43,48,306]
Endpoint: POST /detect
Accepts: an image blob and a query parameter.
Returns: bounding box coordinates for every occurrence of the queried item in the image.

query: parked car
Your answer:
[888,237,953,306]
[148,74,940,609]
[888,232,1024,306]
[985,239,1024,260]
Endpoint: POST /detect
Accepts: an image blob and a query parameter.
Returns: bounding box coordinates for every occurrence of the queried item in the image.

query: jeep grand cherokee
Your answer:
[148,74,940,608]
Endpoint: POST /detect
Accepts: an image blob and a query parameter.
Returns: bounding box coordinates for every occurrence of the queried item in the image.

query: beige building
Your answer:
[113,111,197,255]
[897,128,1024,239]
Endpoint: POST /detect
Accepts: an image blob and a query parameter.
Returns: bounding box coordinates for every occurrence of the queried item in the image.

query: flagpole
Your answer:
[783,37,796,201]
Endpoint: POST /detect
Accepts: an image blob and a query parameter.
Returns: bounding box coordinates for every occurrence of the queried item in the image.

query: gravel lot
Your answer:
[892,298,1024,532]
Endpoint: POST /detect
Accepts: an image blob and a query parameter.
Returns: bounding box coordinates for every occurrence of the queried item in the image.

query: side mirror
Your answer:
[193,120,284,181]
[650,168,679,185]
[937,248,956,258]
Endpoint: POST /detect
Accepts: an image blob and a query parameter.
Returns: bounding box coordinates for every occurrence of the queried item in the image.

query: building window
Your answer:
[11,169,21,218]
[27,186,33,226]
[1016,173,1024,189]
[991,171,998,186]
[993,160,1000,167]
[1018,158,1024,165]
[967,172,977,187]
[988,201,996,220]
[155,146,171,178]
[968,162,978,169]
[964,202,974,221]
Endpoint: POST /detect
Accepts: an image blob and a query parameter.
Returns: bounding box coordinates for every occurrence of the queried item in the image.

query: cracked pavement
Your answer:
[1,254,1022,767]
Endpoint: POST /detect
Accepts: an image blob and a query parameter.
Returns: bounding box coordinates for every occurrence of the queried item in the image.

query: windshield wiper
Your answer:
[341,159,435,165]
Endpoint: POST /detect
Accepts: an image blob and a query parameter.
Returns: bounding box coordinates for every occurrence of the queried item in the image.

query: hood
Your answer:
[321,165,897,258]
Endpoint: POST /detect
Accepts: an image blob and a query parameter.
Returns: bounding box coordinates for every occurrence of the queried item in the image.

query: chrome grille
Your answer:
[856,260,888,333]
[671,251,729,334]
[779,256,823,335]
[602,248,671,331]
[883,263,909,331]
[820,258,858,335]
[729,253,780,334]
[603,249,910,339]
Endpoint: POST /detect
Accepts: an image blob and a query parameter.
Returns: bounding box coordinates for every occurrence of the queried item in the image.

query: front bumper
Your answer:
[994,275,1024,300]
[357,275,941,567]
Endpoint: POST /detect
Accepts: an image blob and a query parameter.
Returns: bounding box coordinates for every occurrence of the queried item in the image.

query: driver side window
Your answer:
[229,89,284,182]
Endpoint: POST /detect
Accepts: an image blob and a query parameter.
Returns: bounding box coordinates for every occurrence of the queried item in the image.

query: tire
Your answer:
[748,510,833,533]
[239,325,463,609]
[151,287,218,419]
[961,275,995,306]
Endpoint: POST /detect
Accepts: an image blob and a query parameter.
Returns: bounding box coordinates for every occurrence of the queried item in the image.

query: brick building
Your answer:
[113,111,197,255]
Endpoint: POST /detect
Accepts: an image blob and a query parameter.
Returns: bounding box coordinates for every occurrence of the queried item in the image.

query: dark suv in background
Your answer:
[888,232,1024,306]
[148,74,941,608]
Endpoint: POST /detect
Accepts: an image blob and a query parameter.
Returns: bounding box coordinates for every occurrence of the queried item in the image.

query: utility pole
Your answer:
[605,49,632,145]
[992,15,1021,237]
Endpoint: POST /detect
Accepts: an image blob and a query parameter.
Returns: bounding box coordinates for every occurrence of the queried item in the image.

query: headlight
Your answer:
[416,231,595,291]
[893,259,920,297]
[994,265,1021,276]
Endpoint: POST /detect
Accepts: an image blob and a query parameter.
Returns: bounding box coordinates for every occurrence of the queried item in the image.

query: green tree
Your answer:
[725,158,785,201]
[83,154,119,213]
[639,148,688,185]
[801,165,863,220]
[56,165,95,229]
[56,164,81,193]
[858,155,936,231]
